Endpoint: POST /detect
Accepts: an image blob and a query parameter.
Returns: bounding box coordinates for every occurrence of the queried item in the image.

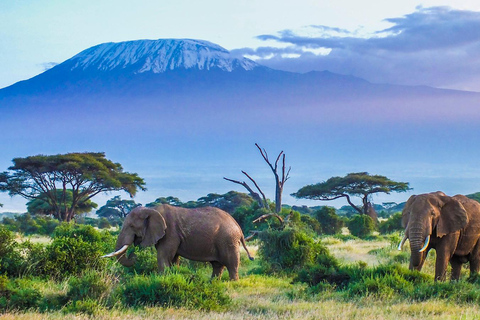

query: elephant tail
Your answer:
[241,237,255,261]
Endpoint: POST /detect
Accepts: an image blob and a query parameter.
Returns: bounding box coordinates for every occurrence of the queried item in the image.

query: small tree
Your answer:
[0,152,146,222]
[292,172,410,221]
[96,196,140,222]
[314,206,344,235]
[347,214,376,238]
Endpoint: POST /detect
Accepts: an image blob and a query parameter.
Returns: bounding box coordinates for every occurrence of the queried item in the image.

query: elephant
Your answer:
[398,191,480,281]
[102,204,254,280]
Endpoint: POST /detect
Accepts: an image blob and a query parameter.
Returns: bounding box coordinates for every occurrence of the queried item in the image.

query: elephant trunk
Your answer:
[409,226,428,269]
[113,231,136,267]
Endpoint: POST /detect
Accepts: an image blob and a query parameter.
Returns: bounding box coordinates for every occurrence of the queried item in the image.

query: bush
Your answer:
[122,272,231,311]
[67,270,111,302]
[0,226,24,277]
[0,277,42,311]
[314,206,344,235]
[37,224,113,279]
[347,214,376,238]
[258,227,335,273]
[379,212,403,234]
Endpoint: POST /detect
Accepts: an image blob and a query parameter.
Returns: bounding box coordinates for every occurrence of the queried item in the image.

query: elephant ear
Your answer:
[402,195,416,228]
[140,208,167,247]
[437,196,468,238]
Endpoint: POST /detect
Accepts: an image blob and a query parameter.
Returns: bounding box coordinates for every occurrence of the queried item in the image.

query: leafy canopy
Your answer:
[292,172,410,217]
[0,152,146,221]
[96,195,140,221]
[27,190,97,216]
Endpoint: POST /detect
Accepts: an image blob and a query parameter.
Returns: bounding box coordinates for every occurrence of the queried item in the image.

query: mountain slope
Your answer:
[2,38,480,211]
[65,38,261,73]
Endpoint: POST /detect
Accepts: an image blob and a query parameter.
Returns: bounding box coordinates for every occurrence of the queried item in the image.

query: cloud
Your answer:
[40,62,59,71]
[233,6,480,91]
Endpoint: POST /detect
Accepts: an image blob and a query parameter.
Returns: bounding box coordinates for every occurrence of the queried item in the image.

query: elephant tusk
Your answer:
[419,235,430,252]
[398,235,408,251]
[101,244,129,258]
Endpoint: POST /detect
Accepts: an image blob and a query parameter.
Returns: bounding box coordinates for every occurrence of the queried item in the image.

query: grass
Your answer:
[3,233,480,319]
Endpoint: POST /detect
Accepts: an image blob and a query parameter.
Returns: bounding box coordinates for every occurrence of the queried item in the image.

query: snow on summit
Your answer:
[68,39,259,73]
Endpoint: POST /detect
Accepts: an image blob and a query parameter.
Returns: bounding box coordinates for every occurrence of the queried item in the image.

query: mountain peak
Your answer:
[66,38,261,73]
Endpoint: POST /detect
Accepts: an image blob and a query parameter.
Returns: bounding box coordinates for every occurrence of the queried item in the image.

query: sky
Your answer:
[2,0,480,213]
[1,0,480,91]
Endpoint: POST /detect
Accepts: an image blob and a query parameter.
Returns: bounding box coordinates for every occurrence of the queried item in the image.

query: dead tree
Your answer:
[224,143,291,213]
[255,143,291,213]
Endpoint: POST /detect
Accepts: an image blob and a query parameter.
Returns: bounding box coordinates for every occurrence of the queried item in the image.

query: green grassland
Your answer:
[2,227,480,320]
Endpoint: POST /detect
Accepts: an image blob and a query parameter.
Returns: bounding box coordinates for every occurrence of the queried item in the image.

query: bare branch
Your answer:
[252,213,284,225]
[241,171,268,208]
[245,231,260,241]
[223,177,265,208]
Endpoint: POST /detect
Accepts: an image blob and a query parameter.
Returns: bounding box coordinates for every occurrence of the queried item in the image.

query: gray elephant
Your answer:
[398,191,480,281]
[103,204,253,280]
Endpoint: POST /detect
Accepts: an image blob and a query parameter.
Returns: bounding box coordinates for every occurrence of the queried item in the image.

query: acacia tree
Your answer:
[292,172,410,221]
[96,195,140,221]
[0,152,146,222]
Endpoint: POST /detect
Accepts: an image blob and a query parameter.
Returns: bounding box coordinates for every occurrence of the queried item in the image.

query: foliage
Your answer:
[231,203,274,234]
[122,271,231,311]
[0,276,42,311]
[292,172,410,218]
[2,213,60,235]
[146,196,186,207]
[31,224,114,279]
[379,212,403,234]
[27,189,97,217]
[0,152,146,222]
[67,270,112,303]
[257,227,336,273]
[195,191,254,213]
[0,226,23,276]
[96,195,140,224]
[146,191,254,214]
[314,206,344,235]
[347,214,377,238]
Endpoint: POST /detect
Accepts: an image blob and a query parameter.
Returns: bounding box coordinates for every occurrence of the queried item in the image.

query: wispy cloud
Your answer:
[233,6,480,91]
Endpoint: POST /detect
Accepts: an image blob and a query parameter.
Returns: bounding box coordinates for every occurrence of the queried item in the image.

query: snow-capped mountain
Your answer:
[1,38,480,211]
[65,39,261,73]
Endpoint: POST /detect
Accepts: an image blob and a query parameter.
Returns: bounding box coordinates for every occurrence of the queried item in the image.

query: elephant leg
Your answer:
[435,235,459,281]
[210,261,225,279]
[450,256,463,281]
[468,240,480,278]
[224,249,240,281]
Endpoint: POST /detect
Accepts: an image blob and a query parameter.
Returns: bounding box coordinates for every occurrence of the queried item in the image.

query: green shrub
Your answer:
[98,218,111,229]
[379,212,403,234]
[0,277,41,311]
[347,215,376,238]
[67,270,111,302]
[314,207,344,235]
[37,224,109,279]
[0,226,24,277]
[122,272,231,311]
[127,247,159,275]
[258,227,334,273]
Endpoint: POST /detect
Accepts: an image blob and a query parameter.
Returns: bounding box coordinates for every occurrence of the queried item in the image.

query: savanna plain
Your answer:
[2,216,480,320]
